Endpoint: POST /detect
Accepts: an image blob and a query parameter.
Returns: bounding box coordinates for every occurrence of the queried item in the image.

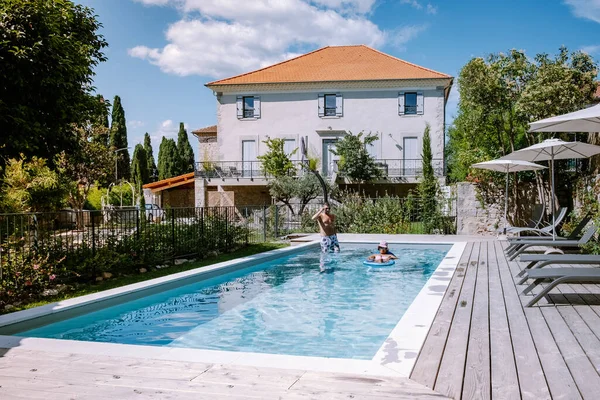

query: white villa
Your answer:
[146,45,453,208]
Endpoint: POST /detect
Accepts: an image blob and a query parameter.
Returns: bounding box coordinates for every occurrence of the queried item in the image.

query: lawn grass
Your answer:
[6,242,288,314]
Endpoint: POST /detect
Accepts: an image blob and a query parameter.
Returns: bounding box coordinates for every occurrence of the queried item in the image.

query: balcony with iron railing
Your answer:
[195,159,445,181]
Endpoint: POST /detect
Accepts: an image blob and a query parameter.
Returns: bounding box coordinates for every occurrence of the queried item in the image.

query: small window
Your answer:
[324,94,337,116]
[404,92,417,115]
[243,96,254,118]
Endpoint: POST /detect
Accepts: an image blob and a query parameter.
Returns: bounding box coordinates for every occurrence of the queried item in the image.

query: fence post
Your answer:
[225,207,229,249]
[91,211,96,257]
[171,209,176,263]
[262,205,267,242]
[136,208,140,241]
[274,205,279,239]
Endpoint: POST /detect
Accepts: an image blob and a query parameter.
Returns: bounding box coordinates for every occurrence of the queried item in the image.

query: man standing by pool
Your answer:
[312,202,340,253]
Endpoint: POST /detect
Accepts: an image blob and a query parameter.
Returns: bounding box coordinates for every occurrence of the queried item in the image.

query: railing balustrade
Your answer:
[195,159,445,179]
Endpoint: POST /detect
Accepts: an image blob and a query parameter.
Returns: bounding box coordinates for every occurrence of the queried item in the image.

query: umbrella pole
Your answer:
[551,154,556,240]
[504,170,509,235]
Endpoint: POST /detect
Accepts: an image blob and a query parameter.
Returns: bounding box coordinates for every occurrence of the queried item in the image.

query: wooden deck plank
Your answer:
[540,306,600,398]
[487,241,520,400]
[433,242,481,399]
[494,241,552,400]
[557,306,600,374]
[410,242,475,388]
[462,241,491,400]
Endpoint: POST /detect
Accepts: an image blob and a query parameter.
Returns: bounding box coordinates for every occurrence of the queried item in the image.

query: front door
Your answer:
[242,140,256,177]
[403,137,418,176]
[322,139,337,176]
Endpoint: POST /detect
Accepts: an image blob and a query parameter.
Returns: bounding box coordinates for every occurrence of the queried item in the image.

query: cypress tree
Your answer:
[109,95,130,181]
[176,122,195,174]
[131,144,149,189]
[157,137,178,180]
[417,123,441,233]
[143,133,157,182]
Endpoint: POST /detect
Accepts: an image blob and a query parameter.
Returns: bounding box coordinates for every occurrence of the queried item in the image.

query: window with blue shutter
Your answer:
[324,94,336,116]
[404,92,417,115]
[237,96,261,119]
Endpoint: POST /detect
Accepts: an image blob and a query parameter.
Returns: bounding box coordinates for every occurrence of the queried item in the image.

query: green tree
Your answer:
[448,47,596,183]
[131,144,149,191]
[417,124,441,233]
[144,133,157,182]
[0,156,65,212]
[176,123,195,174]
[258,138,297,177]
[0,0,108,165]
[447,47,597,222]
[331,132,382,186]
[55,124,114,213]
[157,137,179,180]
[109,95,130,181]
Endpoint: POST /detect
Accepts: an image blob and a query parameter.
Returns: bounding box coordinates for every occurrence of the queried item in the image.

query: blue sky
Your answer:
[77,0,600,158]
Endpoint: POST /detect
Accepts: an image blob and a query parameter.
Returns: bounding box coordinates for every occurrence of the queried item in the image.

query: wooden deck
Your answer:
[411,240,600,399]
[0,348,449,400]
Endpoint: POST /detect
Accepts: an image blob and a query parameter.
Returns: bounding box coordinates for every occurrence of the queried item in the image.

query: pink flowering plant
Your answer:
[0,237,65,308]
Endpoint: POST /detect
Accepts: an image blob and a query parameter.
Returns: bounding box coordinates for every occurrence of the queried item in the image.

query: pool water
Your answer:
[20,243,450,359]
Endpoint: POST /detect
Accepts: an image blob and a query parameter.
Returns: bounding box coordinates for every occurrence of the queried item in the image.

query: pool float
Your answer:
[363,259,395,267]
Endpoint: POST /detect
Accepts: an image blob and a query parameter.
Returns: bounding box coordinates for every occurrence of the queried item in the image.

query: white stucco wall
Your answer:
[215,88,446,165]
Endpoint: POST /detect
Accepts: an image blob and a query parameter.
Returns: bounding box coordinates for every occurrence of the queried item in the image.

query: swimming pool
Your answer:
[13,243,450,360]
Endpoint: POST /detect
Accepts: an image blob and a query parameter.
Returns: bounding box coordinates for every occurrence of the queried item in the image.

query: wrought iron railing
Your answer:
[196,159,445,179]
[195,160,305,179]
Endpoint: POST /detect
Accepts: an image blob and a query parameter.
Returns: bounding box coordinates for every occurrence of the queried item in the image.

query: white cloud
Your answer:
[388,25,428,49]
[581,44,600,55]
[400,0,422,10]
[127,120,145,129]
[426,4,437,14]
[564,0,600,23]
[129,0,419,79]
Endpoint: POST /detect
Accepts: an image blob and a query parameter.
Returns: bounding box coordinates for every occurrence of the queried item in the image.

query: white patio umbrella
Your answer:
[501,138,600,239]
[529,103,600,133]
[471,160,547,234]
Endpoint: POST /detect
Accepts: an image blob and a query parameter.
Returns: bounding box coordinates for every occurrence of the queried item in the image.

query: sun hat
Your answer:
[378,240,388,248]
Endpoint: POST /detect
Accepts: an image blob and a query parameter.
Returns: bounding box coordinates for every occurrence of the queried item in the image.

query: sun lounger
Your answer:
[507,225,597,261]
[521,268,600,307]
[500,204,545,233]
[506,212,592,256]
[515,254,600,284]
[506,207,567,236]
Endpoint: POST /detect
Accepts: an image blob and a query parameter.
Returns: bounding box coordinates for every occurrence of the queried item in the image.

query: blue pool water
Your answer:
[19,243,450,359]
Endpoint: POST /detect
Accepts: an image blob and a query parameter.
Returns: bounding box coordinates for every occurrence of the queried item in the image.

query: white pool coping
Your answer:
[0,239,466,378]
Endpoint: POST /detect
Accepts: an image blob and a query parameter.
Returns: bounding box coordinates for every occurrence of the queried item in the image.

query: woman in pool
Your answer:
[367,241,397,263]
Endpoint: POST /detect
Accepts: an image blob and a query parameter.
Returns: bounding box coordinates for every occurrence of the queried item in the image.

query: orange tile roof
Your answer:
[143,172,195,192]
[192,125,217,135]
[207,45,451,86]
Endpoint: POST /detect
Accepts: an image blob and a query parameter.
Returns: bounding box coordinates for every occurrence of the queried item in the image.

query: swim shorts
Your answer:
[320,234,340,252]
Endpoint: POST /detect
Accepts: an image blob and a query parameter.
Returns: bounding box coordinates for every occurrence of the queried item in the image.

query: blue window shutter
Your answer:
[236,96,243,119]
[253,96,261,118]
[416,92,424,115]
[398,92,405,115]
[318,94,325,117]
[336,94,343,117]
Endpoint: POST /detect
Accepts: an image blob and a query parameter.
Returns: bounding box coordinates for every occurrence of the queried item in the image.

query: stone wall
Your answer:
[456,182,503,235]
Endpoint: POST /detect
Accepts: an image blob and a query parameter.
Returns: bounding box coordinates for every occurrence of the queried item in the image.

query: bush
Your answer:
[0,237,65,308]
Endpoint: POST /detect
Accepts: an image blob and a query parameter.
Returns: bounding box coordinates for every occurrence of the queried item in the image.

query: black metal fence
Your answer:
[0,198,456,282]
